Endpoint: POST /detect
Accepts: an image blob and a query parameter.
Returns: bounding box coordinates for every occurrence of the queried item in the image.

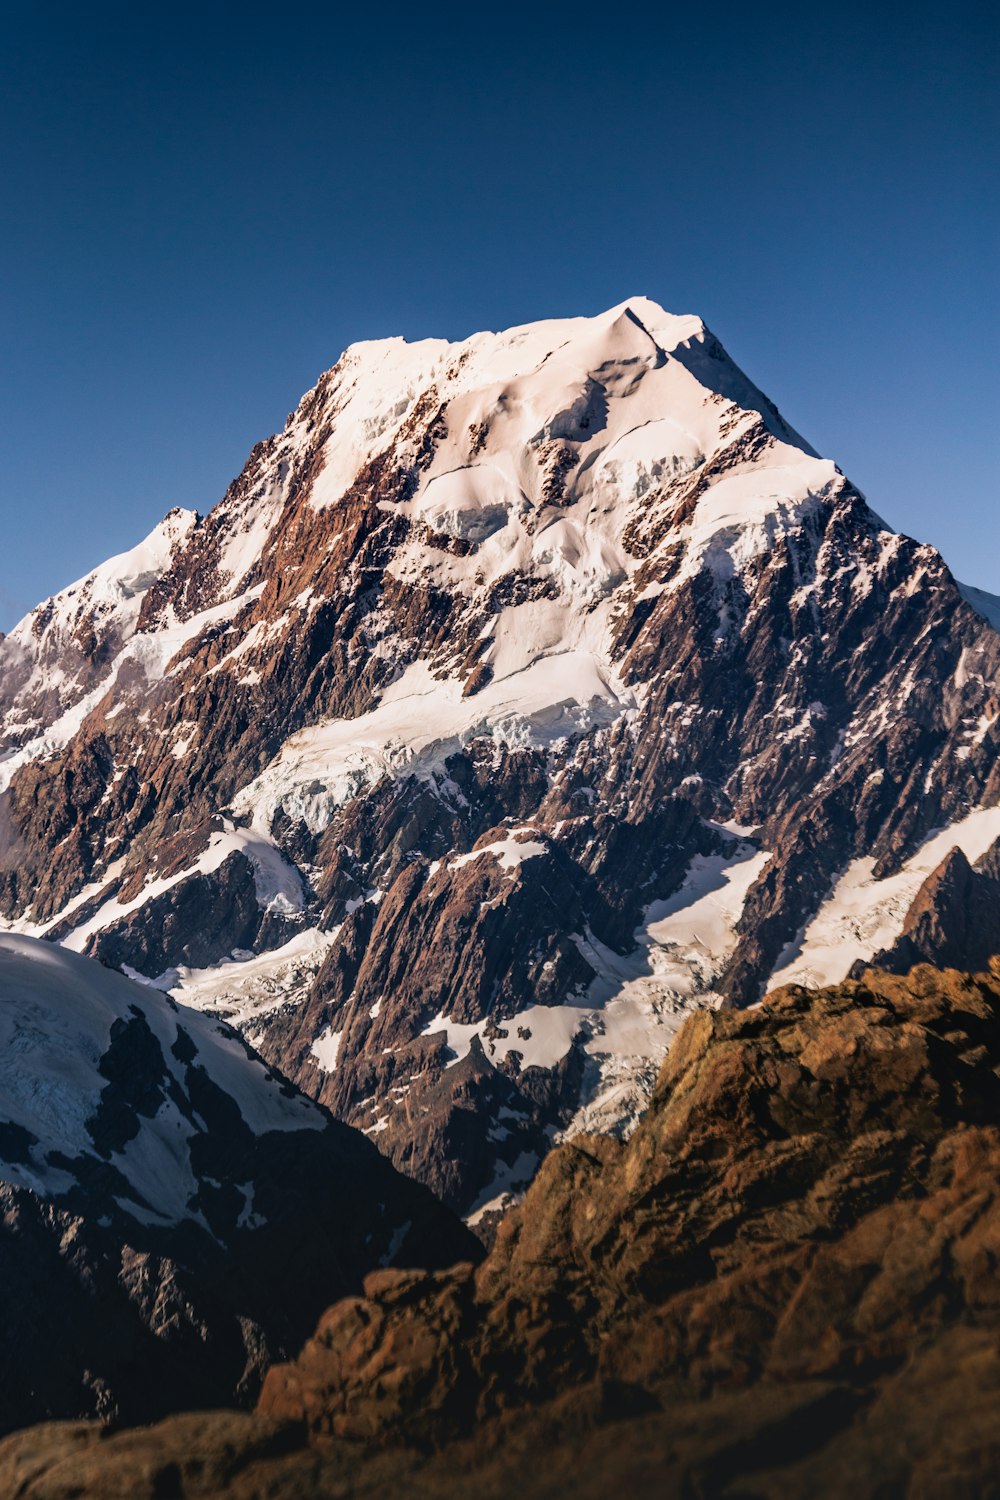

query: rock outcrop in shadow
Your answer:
[0,936,479,1436]
[6,962,1000,1496]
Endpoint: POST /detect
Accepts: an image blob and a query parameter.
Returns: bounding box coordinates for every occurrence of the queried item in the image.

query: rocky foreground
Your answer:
[5,962,1000,1497]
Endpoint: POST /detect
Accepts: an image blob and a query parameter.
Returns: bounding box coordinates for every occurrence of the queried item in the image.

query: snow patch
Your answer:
[771,804,1000,987]
[311,1026,343,1072]
[0,933,323,1224]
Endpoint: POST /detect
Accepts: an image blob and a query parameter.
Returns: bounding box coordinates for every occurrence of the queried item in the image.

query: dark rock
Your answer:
[84,852,262,977]
[11,965,1000,1494]
[856,837,1000,978]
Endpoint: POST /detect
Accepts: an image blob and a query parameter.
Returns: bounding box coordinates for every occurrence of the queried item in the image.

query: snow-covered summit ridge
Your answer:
[219,297,842,831]
[0,297,846,817]
[288,295,819,515]
[4,506,198,647]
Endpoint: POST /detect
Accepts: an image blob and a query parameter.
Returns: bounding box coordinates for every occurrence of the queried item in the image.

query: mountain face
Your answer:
[2,297,1000,1217]
[0,934,476,1434]
[8,961,1000,1498]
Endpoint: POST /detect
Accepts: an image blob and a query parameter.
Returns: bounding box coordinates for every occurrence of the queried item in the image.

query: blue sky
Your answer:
[1,1,996,631]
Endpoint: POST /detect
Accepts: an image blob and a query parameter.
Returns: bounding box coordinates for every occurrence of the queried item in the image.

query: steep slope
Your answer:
[960,580,1000,634]
[2,298,1000,1214]
[7,962,1000,1497]
[0,507,198,760]
[0,935,476,1433]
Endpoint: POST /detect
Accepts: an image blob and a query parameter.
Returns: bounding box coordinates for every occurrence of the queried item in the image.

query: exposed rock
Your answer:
[0,936,478,1436]
[4,300,1000,1214]
[856,836,1000,977]
[8,964,1000,1495]
[84,850,263,976]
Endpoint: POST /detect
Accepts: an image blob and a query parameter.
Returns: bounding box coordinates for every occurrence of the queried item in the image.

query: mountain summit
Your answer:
[2,300,1000,1215]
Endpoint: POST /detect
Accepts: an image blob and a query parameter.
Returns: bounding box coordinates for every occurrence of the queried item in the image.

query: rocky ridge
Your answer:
[0,935,477,1435]
[3,299,1000,1213]
[7,962,1000,1496]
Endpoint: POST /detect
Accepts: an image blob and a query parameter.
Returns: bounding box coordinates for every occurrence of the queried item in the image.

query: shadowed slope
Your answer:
[6,962,1000,1495]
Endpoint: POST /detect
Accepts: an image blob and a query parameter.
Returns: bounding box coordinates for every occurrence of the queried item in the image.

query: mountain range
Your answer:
[2,296,1000,1492]
[3,298,999,1224]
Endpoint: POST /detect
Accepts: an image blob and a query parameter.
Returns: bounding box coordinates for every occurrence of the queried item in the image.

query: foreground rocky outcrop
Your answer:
[7,962,1000,1497]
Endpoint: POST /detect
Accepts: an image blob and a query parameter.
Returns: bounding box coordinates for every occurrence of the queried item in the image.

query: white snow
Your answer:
[380,1218,412,1266]
[0,509,197,780]
[416,836,770,1139]
[421,1000,591,1072]
[0,582,266,798]
[552,843,772,1136]
[59,824,304,957]
[210,296,851,853]
[233,654,636,835]
[960,582,1000,634]
[3,508,196,657]
[414,464,524,543]
[311,1026,343,1072]
[159,927,338,1030]
[771,804,1000,988]
[448,831,547,874]
[0,933,323,1224]
[668,458,835,597]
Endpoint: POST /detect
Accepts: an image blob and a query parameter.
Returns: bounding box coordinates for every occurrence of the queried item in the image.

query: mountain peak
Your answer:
[3,301,999,1225]
[599,294,705,348]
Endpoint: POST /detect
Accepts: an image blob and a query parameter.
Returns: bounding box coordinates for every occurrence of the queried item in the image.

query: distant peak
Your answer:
[600,296,705,352]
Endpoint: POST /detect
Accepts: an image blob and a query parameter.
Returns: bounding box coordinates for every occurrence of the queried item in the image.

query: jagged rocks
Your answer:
[9,964,1000,1494]
[855,837,1000,978]
[84,851,262,976]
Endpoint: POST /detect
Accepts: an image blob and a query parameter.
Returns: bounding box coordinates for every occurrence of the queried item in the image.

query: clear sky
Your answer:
[1,0,996,631]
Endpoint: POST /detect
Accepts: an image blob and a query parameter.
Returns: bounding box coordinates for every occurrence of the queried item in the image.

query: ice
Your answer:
[771,804,1000,988]
[311,1026,343,1072]
[0,934,323,1223]
[234,653,636,835]
[412,463,524,542]
[164,928,338,1029]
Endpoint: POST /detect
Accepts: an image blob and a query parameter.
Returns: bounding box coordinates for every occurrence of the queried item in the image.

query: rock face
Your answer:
[854,836,1000,977]
[7,962,1000,1496]
[4,298,1000,1214]
[0,935,477,1435]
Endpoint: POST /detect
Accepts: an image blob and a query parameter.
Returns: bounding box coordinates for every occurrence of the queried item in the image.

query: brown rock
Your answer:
[11,965,1000,1495]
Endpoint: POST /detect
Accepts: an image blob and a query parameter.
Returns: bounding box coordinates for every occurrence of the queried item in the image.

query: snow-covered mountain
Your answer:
[2,297,1000,1217]
[0,933,474,1432]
